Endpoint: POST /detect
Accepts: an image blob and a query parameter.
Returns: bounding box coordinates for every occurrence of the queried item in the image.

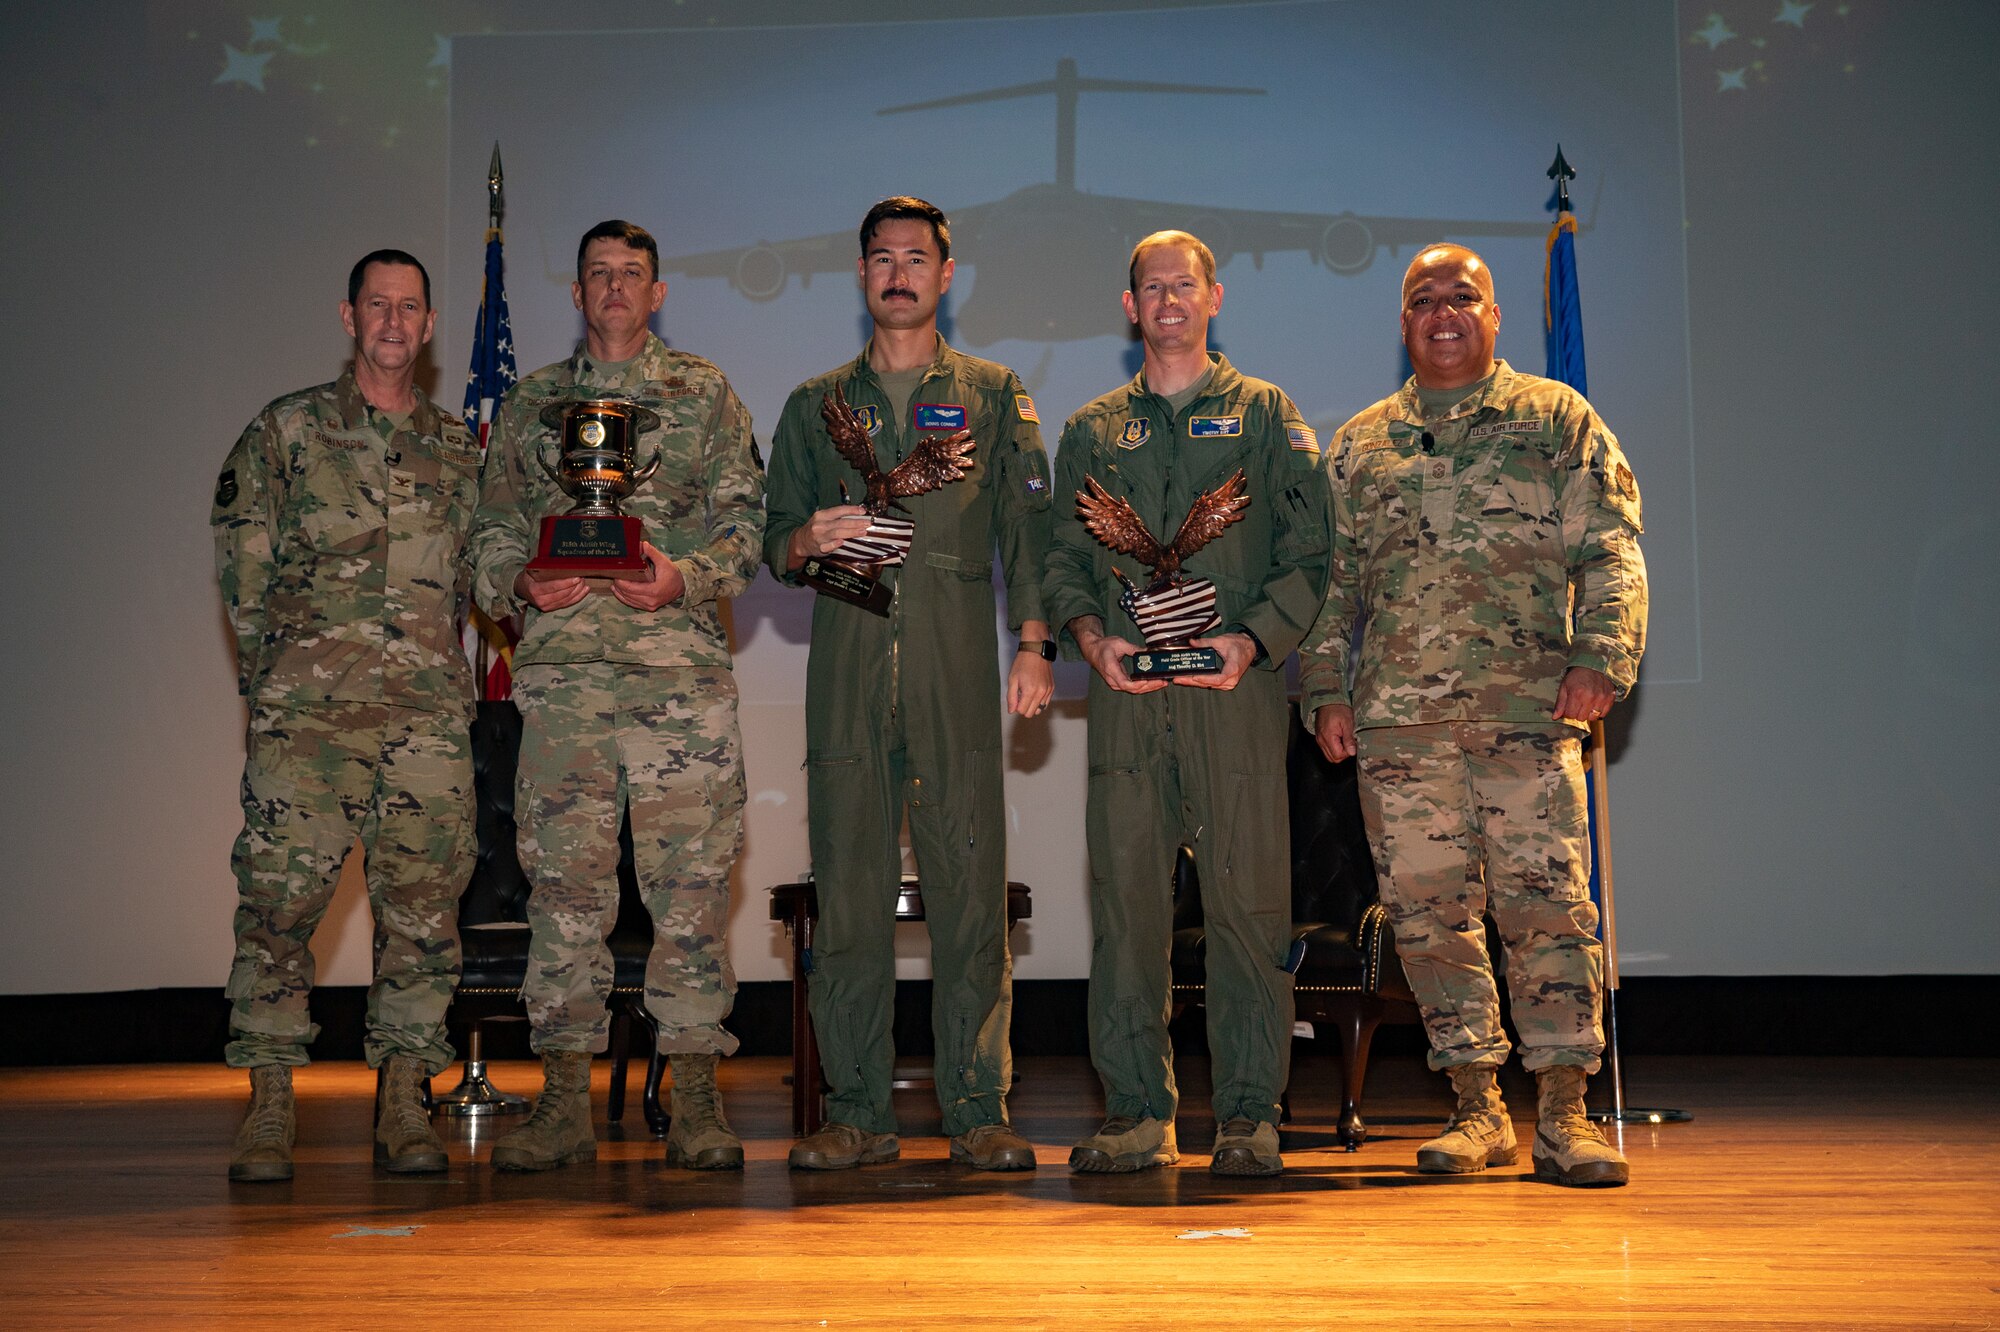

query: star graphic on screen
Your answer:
[430,34,451,70]
[1695,14,1737,48]
[1717,67,1749,91]
[1774,1,1812,27]
[248,16,282,46]
[214,44,273,91]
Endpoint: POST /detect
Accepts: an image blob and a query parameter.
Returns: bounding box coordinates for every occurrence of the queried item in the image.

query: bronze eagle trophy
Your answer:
[1075,468,1251,677]
[820,384,975,514]
[798,385,976,616]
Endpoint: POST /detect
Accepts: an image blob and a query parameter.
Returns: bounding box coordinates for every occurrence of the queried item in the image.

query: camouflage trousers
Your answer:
[513,662,745,1056]
[225,702,472,1073]
[1356,721,1604,1073]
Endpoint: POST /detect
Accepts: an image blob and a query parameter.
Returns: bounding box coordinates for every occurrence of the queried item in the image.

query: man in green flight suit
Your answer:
[1043,231,1330,1175]
[212,250,480,1181]
[1301,244,1647,1187]
[469,220,765,1172]
[765,197,1054,1171]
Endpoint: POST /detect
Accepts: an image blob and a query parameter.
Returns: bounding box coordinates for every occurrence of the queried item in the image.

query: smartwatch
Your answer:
[1017,639,1057,661]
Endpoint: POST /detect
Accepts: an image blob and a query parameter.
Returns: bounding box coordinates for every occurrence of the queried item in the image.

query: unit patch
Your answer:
[1288,425,1320,455]
[1015,393,1040,423]
[913,403,966,431]
[1119,418,1151,449]
[851,404,882,437]
[215,468,238,507]
[1188,416,1243,438]
[1467,418,1544,439]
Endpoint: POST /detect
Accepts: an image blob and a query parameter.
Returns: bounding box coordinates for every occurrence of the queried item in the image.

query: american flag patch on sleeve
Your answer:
[1288,425,1320,455]
[1016,393,1040,423]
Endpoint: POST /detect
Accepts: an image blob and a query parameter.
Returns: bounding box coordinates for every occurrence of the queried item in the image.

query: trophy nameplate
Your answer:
[525,398,661,582]
[1074,469,1252,679]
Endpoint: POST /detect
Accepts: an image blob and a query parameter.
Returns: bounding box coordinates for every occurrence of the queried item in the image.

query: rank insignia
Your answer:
[913,403,966,431]
[1118,418,1150,449]
[1188,415,1243,438]
[851,405,882,437]
[1016,393,1040,423]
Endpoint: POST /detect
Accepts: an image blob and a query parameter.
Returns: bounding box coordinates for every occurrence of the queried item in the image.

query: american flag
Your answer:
[829,514,916,567]
[462,223,520,700]
[1124,577,1220,647]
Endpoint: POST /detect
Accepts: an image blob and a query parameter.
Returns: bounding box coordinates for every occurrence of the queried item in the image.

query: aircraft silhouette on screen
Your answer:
[659,59,1549,347]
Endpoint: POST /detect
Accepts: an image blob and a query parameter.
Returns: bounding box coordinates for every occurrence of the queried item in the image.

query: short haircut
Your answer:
[859,196,951,263]
[1127,230,1216,293]
[348,250,431,307]
[576,220,660,282]
[1402,243,1491,298]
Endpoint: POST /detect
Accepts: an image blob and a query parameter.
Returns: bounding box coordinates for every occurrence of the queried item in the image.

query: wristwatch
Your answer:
[1017,638,1057,660]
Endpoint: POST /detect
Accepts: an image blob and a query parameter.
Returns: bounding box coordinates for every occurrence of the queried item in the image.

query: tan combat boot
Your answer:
[228,1064,296,1182]
[373,1055,447,1174]
[788,1122,901,1170]
[1416,1063,1518,1174]
[1068,1115,1178,1174]
[490,1051,597,1172]
[663,1053,743,1171]
[1209,1118,1283,1176]
[1532,1065,1629,1187]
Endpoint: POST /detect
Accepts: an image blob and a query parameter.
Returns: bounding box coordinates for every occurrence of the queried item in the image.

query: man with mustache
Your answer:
[212,249,478,1180]
[469,219,765,1172]
[1300,243,1648,1187]
[1043,230,1329,1175]
[764,197,1053,1171]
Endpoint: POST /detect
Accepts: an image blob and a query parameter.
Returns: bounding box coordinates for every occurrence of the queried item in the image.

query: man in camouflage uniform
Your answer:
[1044,231,1330,1176]
[764,197,1053,1172]
[1301,243,1648,1187]
[469,220,764,1172]
[212,250,479,1181]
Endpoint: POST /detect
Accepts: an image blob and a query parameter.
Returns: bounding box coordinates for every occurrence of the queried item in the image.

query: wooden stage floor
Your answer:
[1,1055,1993,1330]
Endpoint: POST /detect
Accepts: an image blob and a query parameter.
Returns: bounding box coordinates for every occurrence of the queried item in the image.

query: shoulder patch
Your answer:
[214,468,238,508]
[1188,415,1243,438]
[1288,425,1320,455]
[1118,417,1150,449]
[1015,393,1040,423]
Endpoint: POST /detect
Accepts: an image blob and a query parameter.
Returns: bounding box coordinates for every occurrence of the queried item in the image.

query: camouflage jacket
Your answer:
[469,334,764,670]
[1298,360,1648,733]
[210,369,480,716]
[1043,353,1330,667]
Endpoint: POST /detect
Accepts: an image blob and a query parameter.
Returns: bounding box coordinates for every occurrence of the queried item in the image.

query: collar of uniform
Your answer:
[849,331,955,391]
[334,366,443,444]
[561,332,669,391]
[1131,351,1240,408]
[332,367,373,433]
[1390,357,1517,428]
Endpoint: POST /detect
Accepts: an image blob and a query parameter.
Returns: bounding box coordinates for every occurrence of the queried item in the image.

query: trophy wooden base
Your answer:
[525,514,650,581]
[1126,645,1223,678]
[801,556,894,616]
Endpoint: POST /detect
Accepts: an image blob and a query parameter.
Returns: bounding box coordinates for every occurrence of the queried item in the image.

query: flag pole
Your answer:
[1543,146,1689,1126]
[438,141,527,1118]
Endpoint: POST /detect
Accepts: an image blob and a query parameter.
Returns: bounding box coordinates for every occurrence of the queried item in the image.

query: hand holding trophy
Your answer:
[524,397,663,583]
[799,384,974,615]
[1076,468,1251,678]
